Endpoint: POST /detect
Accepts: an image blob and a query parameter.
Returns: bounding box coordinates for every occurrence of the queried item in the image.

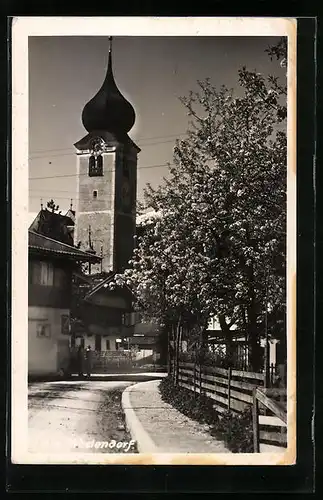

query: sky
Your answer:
[28,35,285,219]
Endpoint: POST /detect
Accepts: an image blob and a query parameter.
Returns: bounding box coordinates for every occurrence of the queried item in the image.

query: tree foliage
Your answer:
[111,39,287,372]
[46,199,61,213]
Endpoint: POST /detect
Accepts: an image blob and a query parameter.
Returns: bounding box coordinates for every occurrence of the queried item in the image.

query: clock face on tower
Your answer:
[121,177,131,210]
[90,136,105,154]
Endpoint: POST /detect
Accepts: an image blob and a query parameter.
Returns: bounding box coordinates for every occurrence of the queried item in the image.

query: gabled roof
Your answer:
[84,272,118,300]
[79,270,134,302]
[29,208,75,246]
[28,230,101,263]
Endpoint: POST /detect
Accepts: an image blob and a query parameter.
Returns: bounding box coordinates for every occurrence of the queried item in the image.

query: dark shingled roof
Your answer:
[29,208,75,246]
[29,230,101,263]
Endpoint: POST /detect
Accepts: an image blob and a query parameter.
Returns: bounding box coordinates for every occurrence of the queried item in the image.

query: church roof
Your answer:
[29,230,101,263]
[81,37,136,136]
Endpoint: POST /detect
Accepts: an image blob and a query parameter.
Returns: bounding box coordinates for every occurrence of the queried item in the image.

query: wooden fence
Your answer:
[178,361,264,414]
[252,387,287,451]
[177,362,287,451]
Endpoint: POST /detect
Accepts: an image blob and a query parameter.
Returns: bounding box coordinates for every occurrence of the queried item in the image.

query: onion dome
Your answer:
[81,37,135,135]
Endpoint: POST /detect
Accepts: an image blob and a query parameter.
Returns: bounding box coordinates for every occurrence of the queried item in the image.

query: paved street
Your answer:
[28,380,137,454]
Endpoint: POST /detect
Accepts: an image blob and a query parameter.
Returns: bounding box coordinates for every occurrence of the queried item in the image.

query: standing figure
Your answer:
[85,345,93,378]
[77,344,84,378]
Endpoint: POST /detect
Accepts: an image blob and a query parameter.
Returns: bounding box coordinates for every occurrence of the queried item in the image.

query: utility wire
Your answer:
[29,136,186,160]
[29,132,187,156]
[29,162,174,181]
[29,194,146,203]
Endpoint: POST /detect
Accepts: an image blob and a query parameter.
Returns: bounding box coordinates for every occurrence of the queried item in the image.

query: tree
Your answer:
[46,199,61,213]
[111,39,287,373]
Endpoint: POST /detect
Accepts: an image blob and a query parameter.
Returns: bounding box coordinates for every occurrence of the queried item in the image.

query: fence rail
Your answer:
[178,362,264,415]
[252,387,287,452]
[177,362,287,451]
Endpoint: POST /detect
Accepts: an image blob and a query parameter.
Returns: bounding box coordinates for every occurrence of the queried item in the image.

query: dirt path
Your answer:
[28,380,137,454]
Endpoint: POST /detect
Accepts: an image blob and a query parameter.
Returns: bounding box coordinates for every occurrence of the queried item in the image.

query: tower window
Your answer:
[89,155,103,177]
[96,155,103,174]
[93,190,98,199]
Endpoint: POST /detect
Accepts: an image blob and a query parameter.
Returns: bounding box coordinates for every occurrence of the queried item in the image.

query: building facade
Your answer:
[28,230,101,376]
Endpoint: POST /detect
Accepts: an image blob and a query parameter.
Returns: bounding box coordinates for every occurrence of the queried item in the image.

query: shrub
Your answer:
[159,376,218,426]
[178,350,230,368]
[159,376,254,453]
[210,407,254,453]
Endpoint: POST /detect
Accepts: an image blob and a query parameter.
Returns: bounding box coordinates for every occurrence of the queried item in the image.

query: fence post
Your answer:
[193,361,196,395]
[252,388,260,453]
[270,363,274,386]
[227,367,232,411]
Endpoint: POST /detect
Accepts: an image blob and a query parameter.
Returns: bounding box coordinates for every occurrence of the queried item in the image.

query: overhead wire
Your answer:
[29,162,175,181]
[29,135,187,161]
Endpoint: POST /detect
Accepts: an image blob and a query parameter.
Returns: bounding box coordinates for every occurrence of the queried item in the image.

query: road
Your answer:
[28,380,137,454]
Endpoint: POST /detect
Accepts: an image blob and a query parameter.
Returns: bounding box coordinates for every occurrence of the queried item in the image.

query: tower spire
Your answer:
[107,36,113,71]
[81,36,136,135]
[70,198,73,210]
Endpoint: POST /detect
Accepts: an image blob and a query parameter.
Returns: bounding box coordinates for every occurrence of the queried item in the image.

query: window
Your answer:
[89,155,103,177]
[36,322,51,338]
[96,155,103,174]
[40,261,53,285]
[30,261,41,284]
[89,155,95,169]
[106,339,110,350]
[93,190,98,199]
[95,334,101,351]
[30,261,54,286]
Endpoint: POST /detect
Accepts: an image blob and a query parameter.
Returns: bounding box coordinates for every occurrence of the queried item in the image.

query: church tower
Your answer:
[74,37,140,275]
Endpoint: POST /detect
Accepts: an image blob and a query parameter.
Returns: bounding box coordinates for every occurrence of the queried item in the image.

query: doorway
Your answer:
[95,334,102,351]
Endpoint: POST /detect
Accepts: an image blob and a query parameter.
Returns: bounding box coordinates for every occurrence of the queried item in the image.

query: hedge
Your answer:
[159,376,254,453]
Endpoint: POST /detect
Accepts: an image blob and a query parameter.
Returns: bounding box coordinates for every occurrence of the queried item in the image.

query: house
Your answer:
[28,208,137,354]
[27,204,161,356]
[70,271,134,352]
[206,316,286,379]
[28,230,101,377]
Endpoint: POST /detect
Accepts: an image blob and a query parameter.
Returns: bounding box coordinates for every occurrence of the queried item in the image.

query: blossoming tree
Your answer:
[111,39,287,375]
